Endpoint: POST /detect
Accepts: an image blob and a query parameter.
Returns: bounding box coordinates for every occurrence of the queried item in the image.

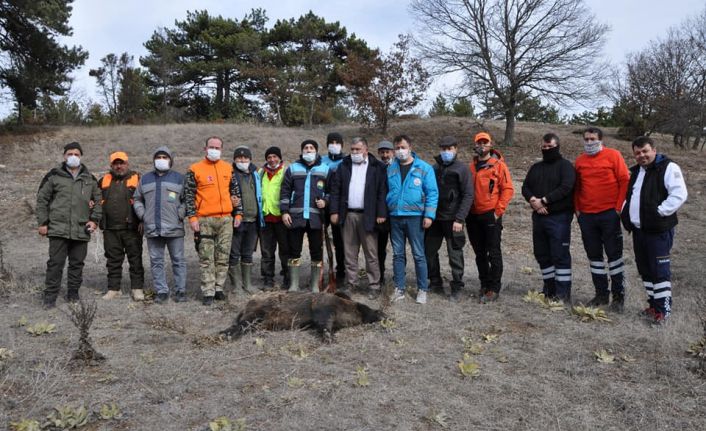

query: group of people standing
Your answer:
[36,127,687,325]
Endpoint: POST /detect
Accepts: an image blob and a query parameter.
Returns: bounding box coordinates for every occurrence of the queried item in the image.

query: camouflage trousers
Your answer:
[197,216,233,297]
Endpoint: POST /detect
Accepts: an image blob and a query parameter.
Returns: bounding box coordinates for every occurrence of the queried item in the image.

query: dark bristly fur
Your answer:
[220,291,385,342]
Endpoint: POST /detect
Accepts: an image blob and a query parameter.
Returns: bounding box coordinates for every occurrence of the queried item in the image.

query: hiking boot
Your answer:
[174,291,187,303]
[102,290,122,300]
[639,307,657,319]
[132,289,145,301]
[66,289,80,304]
[609,293,625,313]
[43,295,57,310]
[202,296,214,306]
[479,290,499,304]
[392,289,405,302]
[288,259,301,292]
[586,293,610,307]
[214,291,227,301]
[449,290,461,303]
[155,292,169,304]
[416,290,428,304]
[242,262,259,295]
[652,312,669,327]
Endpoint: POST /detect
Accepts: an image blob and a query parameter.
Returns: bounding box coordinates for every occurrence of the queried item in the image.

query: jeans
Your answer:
[532,211,572,300]
[147,236,186,295]
[391,216,428,292]
[577,210,624,295]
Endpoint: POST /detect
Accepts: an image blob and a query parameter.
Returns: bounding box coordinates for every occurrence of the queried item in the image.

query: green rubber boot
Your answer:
[310,261,323,293]
[227,262,245,298]
[242,262,259,294]
[287,259,301,292]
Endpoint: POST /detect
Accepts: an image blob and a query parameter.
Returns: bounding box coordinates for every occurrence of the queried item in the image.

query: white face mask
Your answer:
[351,153,365,164]
[328,144,341,155]
[583,140,602,156]
[154,159,170,171]
[395,149,410,161]
[267,161,280,169]
[206,148,221,161]
[66,155,81,168]
[236,162,250,172]
[302,152,316,163]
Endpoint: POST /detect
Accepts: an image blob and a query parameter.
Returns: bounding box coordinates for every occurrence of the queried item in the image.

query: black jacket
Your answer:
[621,155,678,233]
[329,155,388,232]
[521,156,575,214]
[432,155,474,222]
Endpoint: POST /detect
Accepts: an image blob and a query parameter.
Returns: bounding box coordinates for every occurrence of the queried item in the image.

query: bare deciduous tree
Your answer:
[410,0,608,145]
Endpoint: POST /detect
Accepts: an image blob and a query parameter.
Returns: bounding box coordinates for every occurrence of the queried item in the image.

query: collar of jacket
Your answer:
[644,153,668,170]
[473,148,504,166]
[327,152,345,161]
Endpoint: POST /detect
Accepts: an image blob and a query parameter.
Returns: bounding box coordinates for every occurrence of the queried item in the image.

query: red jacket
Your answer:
[574,147,629,214]
[469,149,514,216]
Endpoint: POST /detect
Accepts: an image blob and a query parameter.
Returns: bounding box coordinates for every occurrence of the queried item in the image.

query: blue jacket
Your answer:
[321,153,345,172]
[280,155,331,229]
[233,163,265,228]
[387,153,438,219]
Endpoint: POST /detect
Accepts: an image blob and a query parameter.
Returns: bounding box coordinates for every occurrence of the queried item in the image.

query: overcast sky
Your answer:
[4,0,705,117]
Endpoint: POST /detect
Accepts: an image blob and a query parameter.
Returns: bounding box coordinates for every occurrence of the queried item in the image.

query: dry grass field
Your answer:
[1,118,705,430]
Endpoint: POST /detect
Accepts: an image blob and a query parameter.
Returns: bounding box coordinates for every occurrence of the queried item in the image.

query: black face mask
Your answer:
[541,146,561,162]
[474,146,486,157]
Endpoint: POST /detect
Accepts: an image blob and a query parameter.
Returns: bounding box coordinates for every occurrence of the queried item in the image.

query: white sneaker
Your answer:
[392,289,405,302]
[102,290,122,300]
[416,290,427,304]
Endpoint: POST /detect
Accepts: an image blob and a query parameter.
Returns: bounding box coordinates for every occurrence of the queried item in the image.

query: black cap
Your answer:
[63,141,83,155]
[438,136,458,148]
[301,139,319,152]
[265,146,282,160]
[233,146,252,159]
[326,132,343,144]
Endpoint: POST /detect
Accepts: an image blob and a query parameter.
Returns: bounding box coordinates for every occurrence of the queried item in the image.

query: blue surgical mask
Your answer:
[440,151,455,163]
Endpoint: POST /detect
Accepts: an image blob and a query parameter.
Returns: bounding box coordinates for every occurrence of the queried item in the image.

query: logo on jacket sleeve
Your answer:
[317,180,325,190]
[413,178,422,186]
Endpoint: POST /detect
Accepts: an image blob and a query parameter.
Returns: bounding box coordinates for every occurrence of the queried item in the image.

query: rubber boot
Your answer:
[242,262,259,294]
[228,262,245,298]
[288,259,301,292]
[310,261,323,293]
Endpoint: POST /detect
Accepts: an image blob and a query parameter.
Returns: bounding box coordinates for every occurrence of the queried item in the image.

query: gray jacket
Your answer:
[133,147,185,238]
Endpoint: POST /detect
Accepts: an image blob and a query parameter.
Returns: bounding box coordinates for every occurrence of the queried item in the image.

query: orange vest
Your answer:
[189,159,234,218]
[99,172,139,205]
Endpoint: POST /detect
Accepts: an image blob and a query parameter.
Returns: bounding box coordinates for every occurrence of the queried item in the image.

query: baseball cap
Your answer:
[110,151,129,163]
[474,132,492,143]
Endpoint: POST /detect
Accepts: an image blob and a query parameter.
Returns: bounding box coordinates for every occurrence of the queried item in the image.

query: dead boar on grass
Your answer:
[220,291,385,342]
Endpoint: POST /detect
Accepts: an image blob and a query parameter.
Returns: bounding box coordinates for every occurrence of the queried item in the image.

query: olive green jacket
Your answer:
[36,163,103,241]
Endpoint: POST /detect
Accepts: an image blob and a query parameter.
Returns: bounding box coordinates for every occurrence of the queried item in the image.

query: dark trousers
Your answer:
[425,220,466,294]
[229,221,258,264]
[288,223,323,262]
[260,221,289,281]
[331,223,345,278]
[466,211,503,293]
[104,229,144,291]
[532,211,573,300]
[577,210,624,295]
[44,237,88,299]
[633,228,674,316]
[377,226,390,284]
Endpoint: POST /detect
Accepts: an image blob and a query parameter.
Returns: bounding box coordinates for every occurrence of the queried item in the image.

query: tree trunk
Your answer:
[215,72,224,118]
[504,108,516,146]
[223,70,231,119]
[17,101,23,125]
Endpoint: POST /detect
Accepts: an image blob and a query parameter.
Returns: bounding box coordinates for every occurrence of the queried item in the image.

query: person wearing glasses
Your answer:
[574,127,630,311]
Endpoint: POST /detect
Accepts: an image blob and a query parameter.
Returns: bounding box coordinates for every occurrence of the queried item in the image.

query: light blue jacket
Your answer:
[386,153,438,219]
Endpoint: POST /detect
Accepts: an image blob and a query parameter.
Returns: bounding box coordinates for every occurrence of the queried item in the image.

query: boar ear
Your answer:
[334,291,352,301]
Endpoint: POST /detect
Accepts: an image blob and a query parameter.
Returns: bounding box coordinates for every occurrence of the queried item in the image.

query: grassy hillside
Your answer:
[0,118,705,430]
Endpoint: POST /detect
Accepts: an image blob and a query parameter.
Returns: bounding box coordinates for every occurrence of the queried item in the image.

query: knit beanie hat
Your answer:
[326,132,343,144]
[265,146,282,160]
[63,141,83,155]
[301,139,319,152]
[233,145,252,159]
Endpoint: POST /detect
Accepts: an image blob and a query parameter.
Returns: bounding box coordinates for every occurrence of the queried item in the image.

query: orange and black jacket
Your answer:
[184,158,242,222]
[98,170,140,230]
[469,149,514,217]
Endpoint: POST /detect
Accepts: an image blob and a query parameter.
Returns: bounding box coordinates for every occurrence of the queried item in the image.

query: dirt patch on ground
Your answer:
[1,119,705,430]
